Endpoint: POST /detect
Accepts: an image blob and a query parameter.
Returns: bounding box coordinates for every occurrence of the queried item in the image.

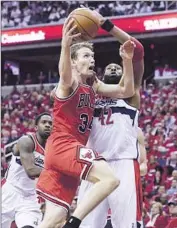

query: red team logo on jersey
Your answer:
[79,148,96,162]
[82,150,93,159]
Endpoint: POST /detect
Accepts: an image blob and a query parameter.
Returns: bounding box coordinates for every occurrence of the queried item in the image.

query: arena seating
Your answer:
[1,1,177,28]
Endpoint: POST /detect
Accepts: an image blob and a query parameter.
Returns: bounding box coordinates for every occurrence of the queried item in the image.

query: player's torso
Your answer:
[87,96,139,160]
[52,83,95,145]
[5,133,45,195]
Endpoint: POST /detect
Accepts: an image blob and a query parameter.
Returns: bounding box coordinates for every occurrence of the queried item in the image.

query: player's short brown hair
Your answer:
[70,42,93,60]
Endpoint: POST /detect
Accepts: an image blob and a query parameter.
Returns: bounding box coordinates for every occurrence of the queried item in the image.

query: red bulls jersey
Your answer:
[52,83,95,145]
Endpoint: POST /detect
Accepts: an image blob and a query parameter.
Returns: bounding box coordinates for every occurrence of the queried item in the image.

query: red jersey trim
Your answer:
[36,189,70,212]
[54,84,79,101]
[79,82,96,96]
[27,133,37,151]
[28,133,45,154]
[33,134,45,152]
[133,160,143,221]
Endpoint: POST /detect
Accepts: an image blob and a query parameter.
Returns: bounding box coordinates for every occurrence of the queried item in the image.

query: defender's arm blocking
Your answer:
[109,26,144,88]
[95,40,135,98]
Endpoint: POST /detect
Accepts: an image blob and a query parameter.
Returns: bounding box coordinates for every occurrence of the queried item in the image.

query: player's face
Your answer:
[104,64,123,84]
[37,115,52,139]
[73,47,95,78]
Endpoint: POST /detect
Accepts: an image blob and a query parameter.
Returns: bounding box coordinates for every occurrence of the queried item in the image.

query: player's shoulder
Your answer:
[18,134,35,148]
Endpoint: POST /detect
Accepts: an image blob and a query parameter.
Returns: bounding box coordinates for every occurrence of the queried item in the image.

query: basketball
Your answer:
[70,8,100,40]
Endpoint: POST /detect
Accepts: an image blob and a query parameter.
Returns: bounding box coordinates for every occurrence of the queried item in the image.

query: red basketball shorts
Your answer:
[36,133,104,212]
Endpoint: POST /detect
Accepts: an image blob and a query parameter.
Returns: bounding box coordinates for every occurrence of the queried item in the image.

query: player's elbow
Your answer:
[131,37,144,61]
[25,167,39,179]
[107,176,120,191]
[122,87,135,98]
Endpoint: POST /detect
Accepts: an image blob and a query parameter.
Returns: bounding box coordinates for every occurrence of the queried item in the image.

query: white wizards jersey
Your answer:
[87,96,139,160]
[5,133,45,195]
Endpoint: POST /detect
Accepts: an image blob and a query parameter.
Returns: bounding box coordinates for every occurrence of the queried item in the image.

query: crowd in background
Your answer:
[2,65,59,86]
[2,1,177,28]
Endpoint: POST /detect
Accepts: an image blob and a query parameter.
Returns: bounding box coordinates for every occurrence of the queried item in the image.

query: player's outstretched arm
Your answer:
[137,128,148,176]
[18,136,42,179]
[57,18,81,97]
[94,40,135,98]
[93,11,144,88]
[109,28,144,88]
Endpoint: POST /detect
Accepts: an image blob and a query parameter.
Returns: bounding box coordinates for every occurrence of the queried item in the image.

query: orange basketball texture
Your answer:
[70,8,100,40]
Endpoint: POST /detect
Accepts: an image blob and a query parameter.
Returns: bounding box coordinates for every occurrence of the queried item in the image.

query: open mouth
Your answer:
[110,72,117,76]
[89,66,95,71]
[44,130,51,134]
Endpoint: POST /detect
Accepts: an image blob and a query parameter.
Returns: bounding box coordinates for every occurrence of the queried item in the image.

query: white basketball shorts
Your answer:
[2,181,42,228]
[78,159,143,228]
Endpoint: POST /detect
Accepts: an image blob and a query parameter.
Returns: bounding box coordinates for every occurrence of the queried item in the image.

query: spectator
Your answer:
[6,130,19,144]
[164,112,176,131]
[167,180,177,197]
[48,71,58,83]
[37,71,47,84]
[22,6,31,24]
[148,155,159,173]
[10,6,21,21]
[166,153,177,169]
[154,171,164,190]
[140,2,152,14]
[48,7,60,23]
[145,202,168,227]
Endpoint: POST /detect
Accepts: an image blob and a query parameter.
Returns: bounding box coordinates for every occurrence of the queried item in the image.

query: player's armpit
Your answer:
[55,82,74,99]
[18,136,42,179]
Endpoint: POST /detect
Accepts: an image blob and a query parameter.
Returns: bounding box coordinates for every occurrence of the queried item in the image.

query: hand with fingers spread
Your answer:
[61,18,81,47]
[119,40,136,60]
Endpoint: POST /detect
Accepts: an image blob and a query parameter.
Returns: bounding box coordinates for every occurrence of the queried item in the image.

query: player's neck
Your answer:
[35,132,46,148]
[73,71,92,86]
[73,73,87,85]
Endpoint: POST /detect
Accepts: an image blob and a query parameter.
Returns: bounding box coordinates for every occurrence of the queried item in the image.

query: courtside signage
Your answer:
[2,12,177,46]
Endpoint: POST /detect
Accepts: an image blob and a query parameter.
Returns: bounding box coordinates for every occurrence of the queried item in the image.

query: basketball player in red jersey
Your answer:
[36,16,136,228]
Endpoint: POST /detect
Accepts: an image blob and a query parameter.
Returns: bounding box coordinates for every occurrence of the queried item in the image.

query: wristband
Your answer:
[101,19,114,32]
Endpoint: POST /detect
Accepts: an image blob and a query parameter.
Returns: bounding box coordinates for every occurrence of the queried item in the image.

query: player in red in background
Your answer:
[36,14,136,228]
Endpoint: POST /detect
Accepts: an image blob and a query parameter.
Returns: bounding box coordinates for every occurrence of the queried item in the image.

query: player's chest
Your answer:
[33,151,44,167]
